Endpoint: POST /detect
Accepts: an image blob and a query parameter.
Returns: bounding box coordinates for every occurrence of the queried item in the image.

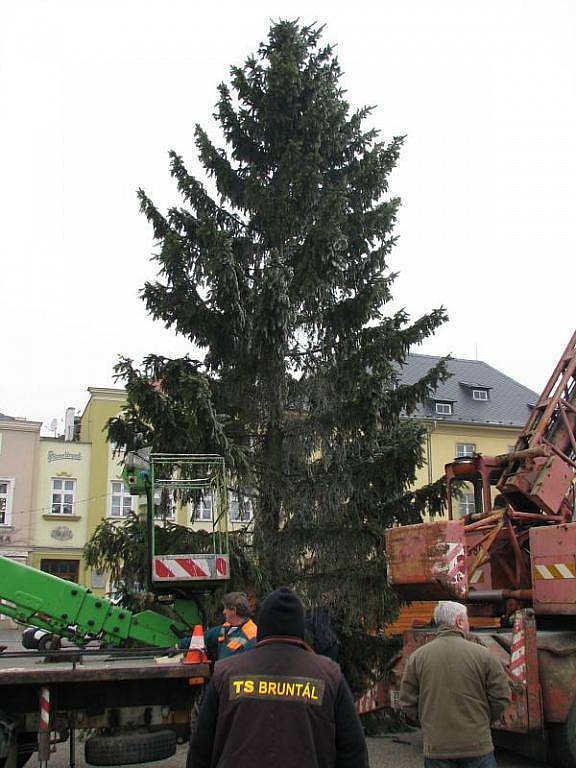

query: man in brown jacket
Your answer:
[400,601,511,768]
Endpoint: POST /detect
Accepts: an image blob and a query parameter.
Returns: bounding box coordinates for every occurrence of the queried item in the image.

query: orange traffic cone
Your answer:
[182,624,207,664]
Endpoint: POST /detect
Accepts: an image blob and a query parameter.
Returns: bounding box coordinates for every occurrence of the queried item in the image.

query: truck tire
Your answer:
[0,734,35,768]
[551,702,576,768]
[15,744,34,768]
[85,730,177,766]
[0,751,32,768]
[21,628,50,650]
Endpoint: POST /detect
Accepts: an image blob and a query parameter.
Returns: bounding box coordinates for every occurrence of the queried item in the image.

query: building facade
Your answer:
[29,437,91,582]
[0,413,41,564]
[79,388,129,591]
[400,353,538,517]
[0,413,42,626]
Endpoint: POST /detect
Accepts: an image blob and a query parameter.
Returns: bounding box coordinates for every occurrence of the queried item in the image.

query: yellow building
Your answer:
[30,437,91,582]
[401,353,538,517]
[78,387,128,591]
[80,388,128,541]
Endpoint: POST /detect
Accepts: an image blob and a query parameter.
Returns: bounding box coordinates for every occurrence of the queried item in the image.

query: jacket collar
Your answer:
[256,636,314,652]
[437,626,466,639]
[223,617,252,629]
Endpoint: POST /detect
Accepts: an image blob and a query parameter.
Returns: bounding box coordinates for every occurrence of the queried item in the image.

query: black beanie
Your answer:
[257,587,305,641]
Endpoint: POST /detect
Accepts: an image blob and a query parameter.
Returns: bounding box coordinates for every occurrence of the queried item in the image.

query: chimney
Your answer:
[64,407,76,442]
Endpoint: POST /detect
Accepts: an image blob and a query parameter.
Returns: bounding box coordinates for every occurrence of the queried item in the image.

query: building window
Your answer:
[459,493,476,517]
[40,559,79,582]
[229,491,253,523]
[472,389,489,401]
[435,402,453,415]
[190,493,213,522]
[153,489,176,520]
[109,481,134,518]
[456,443,476,457]
[0,480,13,525]
[51,478,76,515]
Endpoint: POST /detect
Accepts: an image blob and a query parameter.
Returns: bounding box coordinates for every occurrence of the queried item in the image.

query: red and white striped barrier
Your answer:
[38,686,51,766]
[153,554,229,582]
[39,687,50,731]
[510,613,527,684]
[431,541,467,597]
[446,542,467,596]
[356,682,387,715]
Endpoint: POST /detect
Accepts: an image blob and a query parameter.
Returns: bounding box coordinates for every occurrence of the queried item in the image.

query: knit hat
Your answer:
[257,587,305,641]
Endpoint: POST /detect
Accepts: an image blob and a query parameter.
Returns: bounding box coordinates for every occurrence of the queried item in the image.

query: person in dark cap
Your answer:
[187,587,368,768]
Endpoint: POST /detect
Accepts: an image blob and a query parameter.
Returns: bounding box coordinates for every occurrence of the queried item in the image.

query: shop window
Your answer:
[40,559,79,582]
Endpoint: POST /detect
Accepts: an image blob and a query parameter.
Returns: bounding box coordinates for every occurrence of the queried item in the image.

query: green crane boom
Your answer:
[0,555,202,647]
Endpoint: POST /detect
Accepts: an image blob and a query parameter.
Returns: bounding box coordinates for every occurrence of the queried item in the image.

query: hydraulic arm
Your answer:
[0,555,202,647]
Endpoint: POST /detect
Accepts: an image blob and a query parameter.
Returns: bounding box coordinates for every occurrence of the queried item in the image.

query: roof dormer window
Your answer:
[472,389,489,401]
[435,401,453,415]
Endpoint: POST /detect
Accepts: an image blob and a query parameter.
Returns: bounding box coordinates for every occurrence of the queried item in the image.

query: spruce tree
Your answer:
[105,20,449,686]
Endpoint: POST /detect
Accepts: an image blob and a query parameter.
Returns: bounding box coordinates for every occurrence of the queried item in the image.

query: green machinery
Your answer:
[0,453,229,648]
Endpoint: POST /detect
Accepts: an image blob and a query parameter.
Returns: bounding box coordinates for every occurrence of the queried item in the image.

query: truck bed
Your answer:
[0,648,210,722]
[0,649,209,685]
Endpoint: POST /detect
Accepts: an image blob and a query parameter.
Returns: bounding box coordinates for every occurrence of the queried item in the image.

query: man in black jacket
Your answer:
[187,587,368,768]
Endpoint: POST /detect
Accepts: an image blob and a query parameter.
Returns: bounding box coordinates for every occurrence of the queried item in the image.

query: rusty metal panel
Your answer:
[386,520,467,600]
[530,523,576,614]
[536,634,576,722]
[531,456,574,515]
[466,530,494,591]
[474,623,537,735]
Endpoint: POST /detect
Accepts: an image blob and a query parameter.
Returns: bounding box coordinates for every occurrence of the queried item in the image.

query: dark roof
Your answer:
[399,354,539,428]
[0,412,15,421]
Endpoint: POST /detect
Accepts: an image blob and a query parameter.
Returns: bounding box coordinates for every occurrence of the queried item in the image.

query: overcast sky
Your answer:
[1,0,574,434]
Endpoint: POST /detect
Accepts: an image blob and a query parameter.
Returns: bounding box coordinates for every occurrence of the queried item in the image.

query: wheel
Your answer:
[21,628,50,650]
[84,730,177,766]
[37,634,60,652]
[15,744,34,768]
[0,733,36,768]
[550,700,576,768]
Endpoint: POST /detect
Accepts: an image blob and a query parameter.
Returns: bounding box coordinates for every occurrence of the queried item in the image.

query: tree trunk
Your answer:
[257,418,284,586]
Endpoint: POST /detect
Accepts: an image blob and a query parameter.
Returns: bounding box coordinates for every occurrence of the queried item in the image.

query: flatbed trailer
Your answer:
[0,647,208,768]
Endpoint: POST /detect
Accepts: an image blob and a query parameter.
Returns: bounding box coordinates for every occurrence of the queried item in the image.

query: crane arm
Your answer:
[0,555,198,648]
